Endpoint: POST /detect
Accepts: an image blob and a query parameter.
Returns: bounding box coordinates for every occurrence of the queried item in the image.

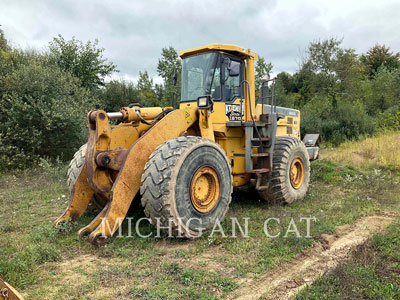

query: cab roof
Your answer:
[179,44,257,60]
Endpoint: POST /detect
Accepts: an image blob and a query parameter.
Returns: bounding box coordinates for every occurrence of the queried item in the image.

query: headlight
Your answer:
[197,95,212,108]
[198,97,208,107]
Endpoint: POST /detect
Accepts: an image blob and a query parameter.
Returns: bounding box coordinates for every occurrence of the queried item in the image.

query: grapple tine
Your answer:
[77,201,109,238]
[54,164,94,227]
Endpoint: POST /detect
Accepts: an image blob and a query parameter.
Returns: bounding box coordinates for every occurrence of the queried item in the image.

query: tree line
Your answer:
[0,29,399,169]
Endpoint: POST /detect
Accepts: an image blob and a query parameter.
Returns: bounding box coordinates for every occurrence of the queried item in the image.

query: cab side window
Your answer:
[224,60,241,101]
[210,68,221,100]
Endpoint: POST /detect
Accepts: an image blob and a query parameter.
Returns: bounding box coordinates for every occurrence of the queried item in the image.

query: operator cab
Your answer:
[180,52,244,103]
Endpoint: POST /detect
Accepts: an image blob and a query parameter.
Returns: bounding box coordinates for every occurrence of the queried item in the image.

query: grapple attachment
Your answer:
[54,106,197,245]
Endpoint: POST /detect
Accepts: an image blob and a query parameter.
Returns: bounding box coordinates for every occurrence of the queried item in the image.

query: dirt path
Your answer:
[231,211,399,300]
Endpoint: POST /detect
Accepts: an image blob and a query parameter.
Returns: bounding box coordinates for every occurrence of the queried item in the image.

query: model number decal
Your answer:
[225,104,244,121]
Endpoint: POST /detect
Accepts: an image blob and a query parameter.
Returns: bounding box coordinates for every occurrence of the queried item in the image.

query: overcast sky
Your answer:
[1,0,400,83]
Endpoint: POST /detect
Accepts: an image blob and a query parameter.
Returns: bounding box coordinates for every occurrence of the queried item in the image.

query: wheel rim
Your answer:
[190,166,220,213]
[290,158,305,189]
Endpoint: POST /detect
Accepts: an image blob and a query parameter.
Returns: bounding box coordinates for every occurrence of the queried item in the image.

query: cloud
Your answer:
[1,0,400,82]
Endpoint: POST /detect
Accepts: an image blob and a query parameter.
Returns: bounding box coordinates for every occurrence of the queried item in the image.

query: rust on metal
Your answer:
[95,148,129,171]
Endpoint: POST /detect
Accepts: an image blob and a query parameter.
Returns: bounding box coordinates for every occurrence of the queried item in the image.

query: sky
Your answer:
[1,0,400,83]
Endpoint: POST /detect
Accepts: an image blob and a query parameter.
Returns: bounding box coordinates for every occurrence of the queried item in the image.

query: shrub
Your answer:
[0,61,95,169]
[95,79,142,112]
[301,96,375,145]
[375,111,400,132]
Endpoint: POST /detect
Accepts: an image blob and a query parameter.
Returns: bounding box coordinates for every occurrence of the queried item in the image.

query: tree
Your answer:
[299,38,360,106]
[96,80,140,112]
[48,34,118,89]
[137,71,157,106]
[157,46,181,106]
[361,44,400,77]
[255,57,273,92]
[0,27,8,51]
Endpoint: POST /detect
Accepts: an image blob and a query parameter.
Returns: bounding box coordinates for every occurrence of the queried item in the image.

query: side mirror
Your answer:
[228,61,240,77]
[172,72,178,86]
[220,58,229,84]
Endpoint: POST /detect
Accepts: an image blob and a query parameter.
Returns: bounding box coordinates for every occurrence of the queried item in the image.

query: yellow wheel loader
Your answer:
[55,44,319,245]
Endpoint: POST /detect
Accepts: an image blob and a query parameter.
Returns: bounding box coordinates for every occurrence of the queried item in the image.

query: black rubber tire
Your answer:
[258,137,310,204]
[67,144,105,210]
[140,136,233,237]
[67,144,87,194]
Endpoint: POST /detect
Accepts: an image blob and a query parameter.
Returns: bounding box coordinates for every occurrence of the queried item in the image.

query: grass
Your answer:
[0,134,400,299]
[295,220,400,300]
[323,131,400,169]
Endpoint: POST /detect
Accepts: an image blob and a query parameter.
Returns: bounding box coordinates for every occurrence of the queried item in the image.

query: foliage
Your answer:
[277,38,400,144]
[301,96,374,145]
[0,57,95,169]
[2,27,400,168]
[375,112,400,132]
[136,70,158,106]
[255,56,273,98]
[157,46,181,107]
[96,79,141,112]
[299,38,360,105]
[49,34,118,89]
[0,27,8,51]
[361,44,400,78]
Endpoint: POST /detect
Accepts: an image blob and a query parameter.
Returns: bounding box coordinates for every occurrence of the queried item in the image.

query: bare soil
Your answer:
[230,211,399,300]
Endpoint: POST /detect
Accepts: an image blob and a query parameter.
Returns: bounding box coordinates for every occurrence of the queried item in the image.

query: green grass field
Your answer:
[0,133,400,299]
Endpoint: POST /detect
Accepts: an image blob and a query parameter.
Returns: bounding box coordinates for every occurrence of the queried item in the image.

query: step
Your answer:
[251,153,269,157]
[251,137,270,142]
[256,185,269,191]
[249,168,269,174]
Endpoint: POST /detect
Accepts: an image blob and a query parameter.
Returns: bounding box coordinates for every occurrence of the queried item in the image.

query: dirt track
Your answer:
[231,211,399,300]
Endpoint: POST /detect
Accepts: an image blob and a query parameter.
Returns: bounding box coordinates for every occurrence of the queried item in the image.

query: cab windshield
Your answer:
[181,53,219,102]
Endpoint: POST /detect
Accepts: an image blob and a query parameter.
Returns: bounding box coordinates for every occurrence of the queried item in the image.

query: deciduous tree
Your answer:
[49,35,118,89]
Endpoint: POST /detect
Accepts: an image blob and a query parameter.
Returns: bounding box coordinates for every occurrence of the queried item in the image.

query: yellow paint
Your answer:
[57,44,304,244]
[88,107,198,244]
[190,166,220,213]
[198,108,215,141]
[290,158,305,189]
[180,43,257,60]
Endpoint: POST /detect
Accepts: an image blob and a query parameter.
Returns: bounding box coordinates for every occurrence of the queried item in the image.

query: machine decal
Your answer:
[225,103,244,121]
[184,108,193,124]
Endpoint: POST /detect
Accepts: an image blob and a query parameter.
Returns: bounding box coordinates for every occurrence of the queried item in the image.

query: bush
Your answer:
[375,111,400,132]
[301,97,375,145]
[95,79,142,112]
[0,61,95,169]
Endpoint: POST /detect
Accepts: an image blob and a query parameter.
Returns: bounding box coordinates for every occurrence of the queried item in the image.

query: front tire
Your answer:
[258,137,310,204]
[140,136,233,237]
[67,144,105,210]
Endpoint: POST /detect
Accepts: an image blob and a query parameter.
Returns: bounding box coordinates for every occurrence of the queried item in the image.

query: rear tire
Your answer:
[140,136,233,237]
[258,137,310,204]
